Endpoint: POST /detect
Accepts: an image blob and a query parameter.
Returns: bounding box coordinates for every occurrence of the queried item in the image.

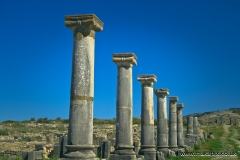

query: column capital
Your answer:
[112,53,137,67]
[137,74,157,87]
[65,14,104,31]
[177,103,184,110]
[169,96,178,102]
[154,88,169,97]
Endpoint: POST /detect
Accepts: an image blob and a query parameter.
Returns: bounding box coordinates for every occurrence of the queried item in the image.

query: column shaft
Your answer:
[168,97,178,153]
[116,66,133,146]
[64,14,103,159]
[187,116,193,135]
[154,88,169,156]
[193,117,199,135]
[138,75,157,155]
[157,97,168,147]
[177,104,184,148]
[111,53,137,158]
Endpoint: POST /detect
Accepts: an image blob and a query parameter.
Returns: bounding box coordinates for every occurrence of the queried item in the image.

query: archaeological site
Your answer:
[1,14,240,160]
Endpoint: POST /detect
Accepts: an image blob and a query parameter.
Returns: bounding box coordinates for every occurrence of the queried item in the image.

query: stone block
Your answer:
[35,143,46,151]
[22,151,29,160]
[97,145,102,157]
[102,140,111,158]
[59,135,68,158]
[28,151,43,160]
[167,150,176,157]
[53,144,60,158]
[156,151,165,160]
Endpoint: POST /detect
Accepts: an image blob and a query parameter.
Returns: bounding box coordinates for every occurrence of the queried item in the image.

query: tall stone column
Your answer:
[187,116,193,135]
[138,75,157,155]
[193,117,199,135]
[168,96,179,153]
[177,104,184,149]
[110,53,137,160]
[64,14,103,159]
[154,88,169,156]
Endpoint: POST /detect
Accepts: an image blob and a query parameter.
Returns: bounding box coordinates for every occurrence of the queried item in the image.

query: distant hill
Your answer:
[183,108,240,125]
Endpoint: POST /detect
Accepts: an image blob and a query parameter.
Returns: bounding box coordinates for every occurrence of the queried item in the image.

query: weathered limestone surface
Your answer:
[102,141,111,159]
[177,104,184,149]
[168,96,179,153]
[64,14,103,159]
[28,151,43,160]
[154,88,169,156]
[203,131,207,140]
[110,53,137,160]
[134,141,140,155]
[193,117,199,135]
[187,116,193,135]
[185,116,199,148]
[138,75,157,155]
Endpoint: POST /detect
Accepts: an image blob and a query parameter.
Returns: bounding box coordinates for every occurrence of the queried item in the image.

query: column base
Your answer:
[113,145,135,155]
[139,145,156,155]
[63,145,97,159]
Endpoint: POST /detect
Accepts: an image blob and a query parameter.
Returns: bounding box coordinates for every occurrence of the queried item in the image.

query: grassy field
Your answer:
[167,124,240,160]
[0,119,240,160]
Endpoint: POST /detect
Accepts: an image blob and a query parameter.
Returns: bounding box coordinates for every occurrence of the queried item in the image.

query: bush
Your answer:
[133,117,141,125]
[37,117,50,123]
[62,119,69,123]
[56,117,62,121]
[2,120,17,124]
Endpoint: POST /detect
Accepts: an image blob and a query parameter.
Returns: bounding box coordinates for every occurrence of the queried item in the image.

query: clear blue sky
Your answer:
[1,0,240,122]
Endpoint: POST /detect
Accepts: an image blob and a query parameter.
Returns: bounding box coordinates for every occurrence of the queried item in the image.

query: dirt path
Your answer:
[231,127,240,155]
[211,125,237,160]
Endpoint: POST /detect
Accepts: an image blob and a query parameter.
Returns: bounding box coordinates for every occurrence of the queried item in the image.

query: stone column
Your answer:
[64,14,103,159]
[193,117,199,135]
[177,104,184,149]
[187,116,193,135]
[168,96,179,153]
[203,131,207,140]
[110,53,137,160]
[138,75,157,155]
[198,122,201,135]
[154,88,169,156]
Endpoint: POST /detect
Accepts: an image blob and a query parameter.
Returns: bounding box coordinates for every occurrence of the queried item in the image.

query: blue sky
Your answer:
[0,0,240,122]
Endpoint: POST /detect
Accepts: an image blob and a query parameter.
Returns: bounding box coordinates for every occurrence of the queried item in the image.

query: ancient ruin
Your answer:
[154,88,169,157]
[1,12,240,160]
[168,96,179,153]
[109,53,137,160]
[177,104,184,150]
[63,14,103,159]
[138,75,157,159]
